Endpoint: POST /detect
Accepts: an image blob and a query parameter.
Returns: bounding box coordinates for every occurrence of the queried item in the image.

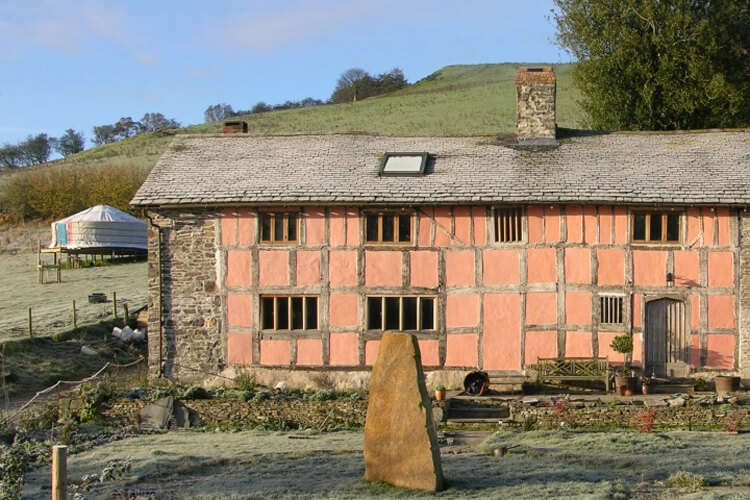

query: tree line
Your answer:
[203,67,409,122]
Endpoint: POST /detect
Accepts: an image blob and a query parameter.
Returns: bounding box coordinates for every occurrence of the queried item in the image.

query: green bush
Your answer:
[233,368,256,392]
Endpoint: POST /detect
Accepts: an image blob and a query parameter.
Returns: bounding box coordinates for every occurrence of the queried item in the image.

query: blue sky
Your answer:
[0,0,568,147]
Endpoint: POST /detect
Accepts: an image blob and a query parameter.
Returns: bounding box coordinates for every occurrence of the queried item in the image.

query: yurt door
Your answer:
[645,298,689,378]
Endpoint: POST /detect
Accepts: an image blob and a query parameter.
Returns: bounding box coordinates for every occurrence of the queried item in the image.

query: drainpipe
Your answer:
[144,211,164,377]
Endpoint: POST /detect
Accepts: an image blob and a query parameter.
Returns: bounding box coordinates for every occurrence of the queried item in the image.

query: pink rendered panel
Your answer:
[702,209,715,247]
[365,340,380,366]
[707,295,734,329]
[364,251,402,286]
[686,208,701,246]
[564,247,591,284]
[596,249,625,285]
[544,206,561,243]
[527,248,556,283]
[296,339,323,366]
[632,250,666,286]
[220,208,237,247]
[565,331,592,357]
[258,250,289,286]
[329,333,359,366]
[483,249,520,285]
[583,206,597,245]
[434,207,452,247]
[707,251,734,288]
[472,207,487,246]
[226,250,252,287]
[296,250,321,286]
[260,340,291,365]
[446,294,480,328]
[329,250,358,287]
[346,207,360,247]
[633,294,643,328]
[716,208,731,246]
[527,206,544,244]
[632,334,642,367]
[613,207,628,244]
[690,334,701,369]
[598,208,612,245]
[410,251,438,288]
[674,251,700,288]
[227,333,253,364]
[329,294,358,327]
[597,332,620,363]
[237,208,255,247]
[566,205,583,243]
[565,292,591,325]
[482,294,521,370]
[524,331,557,365]
[305,209,326,246]
[526,292,557,325]
[418,208,433,247]
[453,206,472,246]
[690,294,700,330]
[445,334,478,367]
[329,208,346,248]
[706,334,735,369]
[418,340,439,366]
[227,294,252,327]
[445,250,475,286]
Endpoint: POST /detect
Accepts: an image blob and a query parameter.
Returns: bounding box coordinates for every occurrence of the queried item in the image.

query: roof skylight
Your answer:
[380,152,429,176]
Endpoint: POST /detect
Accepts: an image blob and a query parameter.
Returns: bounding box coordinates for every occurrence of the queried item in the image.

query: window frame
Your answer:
[260,295,319,332]
[492,206,525,244]
[599,294,625,326]
[630,210,682,244]
[363,210,414,245]
[259,210,299,245]
[379,152,429,176]
[366,295,437,332]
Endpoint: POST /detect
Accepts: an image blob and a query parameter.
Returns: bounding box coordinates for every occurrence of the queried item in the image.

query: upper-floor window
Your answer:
[365,211,412,244]
[493,207,524,243]
[260,211,298,243]
[632,211,680,243]
[367,296,436,331]
[261,295,318,331]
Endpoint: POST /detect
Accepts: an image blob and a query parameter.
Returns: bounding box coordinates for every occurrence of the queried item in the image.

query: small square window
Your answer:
[600,295,624,324]
[365,211,413,244]
[631,211,681,243]
[380,152,429,176]
[260,212,298,243]
[494,207,524,242]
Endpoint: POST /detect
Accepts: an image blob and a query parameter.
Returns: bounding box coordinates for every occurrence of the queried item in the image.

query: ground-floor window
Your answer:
[600,294,624,325]
[261,296,318,330]
[366,295,436,331]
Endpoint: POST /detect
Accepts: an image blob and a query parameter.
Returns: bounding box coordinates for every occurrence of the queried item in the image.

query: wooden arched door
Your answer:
[644,298,689,378]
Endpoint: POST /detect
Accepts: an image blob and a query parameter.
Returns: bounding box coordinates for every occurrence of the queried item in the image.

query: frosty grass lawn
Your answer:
[22,429,750,499]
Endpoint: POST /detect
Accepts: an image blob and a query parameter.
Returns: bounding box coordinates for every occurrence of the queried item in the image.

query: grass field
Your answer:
[21,429,750,499]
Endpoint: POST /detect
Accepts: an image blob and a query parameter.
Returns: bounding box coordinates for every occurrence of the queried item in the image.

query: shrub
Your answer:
[635,409,656,433]
[80,380,114,422]
[233,368,256,392]
[181,386,210,400]
[724,409,745,432]
[664,471,705,491]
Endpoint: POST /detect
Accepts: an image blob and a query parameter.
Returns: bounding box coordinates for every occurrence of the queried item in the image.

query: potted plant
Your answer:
[641,376,652,395]
[434,385,447,401]
[610,335,636,395]
[693,377,707,392]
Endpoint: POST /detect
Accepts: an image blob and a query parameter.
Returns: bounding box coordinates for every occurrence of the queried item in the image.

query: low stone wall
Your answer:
[103,396,750,432]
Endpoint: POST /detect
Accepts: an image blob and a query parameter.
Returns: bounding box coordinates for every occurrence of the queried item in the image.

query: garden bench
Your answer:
[536,357,610,392]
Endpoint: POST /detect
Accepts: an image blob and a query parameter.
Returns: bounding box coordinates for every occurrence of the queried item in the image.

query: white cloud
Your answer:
[206,0,420,52]
[133,52,160,66]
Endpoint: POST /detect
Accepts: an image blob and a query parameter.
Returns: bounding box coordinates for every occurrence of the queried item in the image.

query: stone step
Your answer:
[650,384,694,394]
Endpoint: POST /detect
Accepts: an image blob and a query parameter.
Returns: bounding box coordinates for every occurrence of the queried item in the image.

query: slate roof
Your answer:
[131,131,750,207]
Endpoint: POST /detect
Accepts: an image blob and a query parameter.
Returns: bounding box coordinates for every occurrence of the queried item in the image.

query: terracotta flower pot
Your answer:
[714,376,741,393]
[434,389,446,401]
[642,385,651,395]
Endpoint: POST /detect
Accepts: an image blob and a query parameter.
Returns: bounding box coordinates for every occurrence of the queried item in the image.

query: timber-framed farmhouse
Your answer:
[131,67,750,387]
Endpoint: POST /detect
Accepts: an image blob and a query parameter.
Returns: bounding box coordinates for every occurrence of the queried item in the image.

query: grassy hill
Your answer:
[55,63,582,172]
[0,63,582,221]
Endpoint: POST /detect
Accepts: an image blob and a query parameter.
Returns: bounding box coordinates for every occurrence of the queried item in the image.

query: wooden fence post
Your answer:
[123,303,129,326]
[52,445,67,500]
[112,291,118,318]
[28,308,32,338]
[72,300,77,329]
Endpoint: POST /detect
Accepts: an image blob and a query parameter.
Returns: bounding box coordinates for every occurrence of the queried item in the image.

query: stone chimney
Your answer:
[515,67,556,142]
[222,120,248,134]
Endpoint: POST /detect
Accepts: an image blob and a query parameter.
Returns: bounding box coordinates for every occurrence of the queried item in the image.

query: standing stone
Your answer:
[363,332,444,492]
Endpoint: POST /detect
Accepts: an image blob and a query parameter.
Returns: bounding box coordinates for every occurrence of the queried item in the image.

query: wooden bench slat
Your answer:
[536,357,610,392]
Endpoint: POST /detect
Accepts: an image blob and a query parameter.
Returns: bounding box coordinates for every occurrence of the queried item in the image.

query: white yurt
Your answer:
[49,205,147,250]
